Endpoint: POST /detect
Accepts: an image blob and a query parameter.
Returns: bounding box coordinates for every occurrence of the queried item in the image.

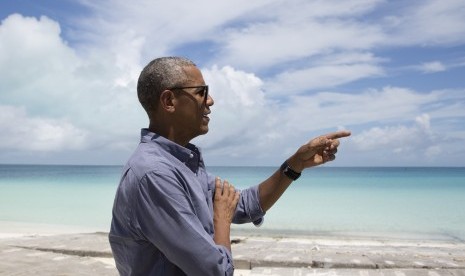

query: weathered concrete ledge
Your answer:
[231,235,465,271]
[1,232,465,275]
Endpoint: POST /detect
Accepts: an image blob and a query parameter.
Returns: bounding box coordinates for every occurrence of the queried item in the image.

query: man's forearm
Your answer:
[258,168,294,212]
[213,221,232,252]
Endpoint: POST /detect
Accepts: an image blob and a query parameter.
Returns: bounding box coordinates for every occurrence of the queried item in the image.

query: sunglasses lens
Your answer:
[202,86,208,100]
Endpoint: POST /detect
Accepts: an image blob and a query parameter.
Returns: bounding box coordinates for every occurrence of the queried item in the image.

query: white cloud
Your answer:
[284,87,441,131]
[75,0,388,81]
[70,0,465,76]
[425,145,442,159]
[415,113,431,132]
[347,113,451,163]
[383,0,465,46]
[360,126,412,153]
[0,14,80,107]
[317,52,387,66]
[196,65,281,160]
[263,51,386,95]
[0,14,145,159]
[204,65,265,108]
[200,0,465,71]
[0,105,88,151]
[218,19,384,71]
[197,78,465,165]
[350,114,431,152]
[346,114,465,166]
[74,0,271,64]
[267,63,383,95]
[418,61,447,73]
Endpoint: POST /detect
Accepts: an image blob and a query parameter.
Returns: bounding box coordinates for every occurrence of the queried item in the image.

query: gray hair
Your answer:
[137,56,196,116]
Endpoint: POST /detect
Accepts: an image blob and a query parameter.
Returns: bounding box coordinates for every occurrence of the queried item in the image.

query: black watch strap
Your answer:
[280,161,301,181]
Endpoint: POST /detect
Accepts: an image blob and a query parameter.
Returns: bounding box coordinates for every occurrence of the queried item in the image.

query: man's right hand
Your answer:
[212,177,240,252]
[213,178,240,225]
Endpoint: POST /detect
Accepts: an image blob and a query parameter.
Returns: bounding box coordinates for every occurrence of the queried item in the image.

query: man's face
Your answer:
[172,66,214,142]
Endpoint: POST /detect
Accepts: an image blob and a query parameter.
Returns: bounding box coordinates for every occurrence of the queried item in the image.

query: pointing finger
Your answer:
[325,130,351,140]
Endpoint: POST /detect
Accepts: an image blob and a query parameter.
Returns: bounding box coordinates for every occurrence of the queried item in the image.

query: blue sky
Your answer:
[1,0,465,166]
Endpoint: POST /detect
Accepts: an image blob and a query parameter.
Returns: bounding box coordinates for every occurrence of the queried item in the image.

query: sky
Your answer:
[0,0,465,167]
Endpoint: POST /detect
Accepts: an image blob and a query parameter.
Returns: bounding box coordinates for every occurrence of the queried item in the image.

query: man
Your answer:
[109,56,351,275]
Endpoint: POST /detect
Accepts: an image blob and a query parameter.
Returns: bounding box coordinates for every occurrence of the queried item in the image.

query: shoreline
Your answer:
[0,221,106,239]
[2,220,464,243]
[231,227,465,243]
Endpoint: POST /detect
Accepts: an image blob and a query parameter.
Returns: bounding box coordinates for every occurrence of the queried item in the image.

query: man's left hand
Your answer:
[288,130,351,172]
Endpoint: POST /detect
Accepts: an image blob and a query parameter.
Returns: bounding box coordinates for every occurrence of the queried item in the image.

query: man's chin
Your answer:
[193,127,209,138]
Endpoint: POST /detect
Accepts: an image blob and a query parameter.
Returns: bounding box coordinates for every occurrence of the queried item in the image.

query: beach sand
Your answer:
[1,222,465,276]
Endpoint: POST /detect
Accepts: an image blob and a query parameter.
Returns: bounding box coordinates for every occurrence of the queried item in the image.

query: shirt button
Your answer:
[189,153,194,159]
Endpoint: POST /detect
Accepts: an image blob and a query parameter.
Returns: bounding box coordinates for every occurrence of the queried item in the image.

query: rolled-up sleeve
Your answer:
[208,174,266,224]
[206,173,265,225]
[233,185,266,224]
[134,171,234,276]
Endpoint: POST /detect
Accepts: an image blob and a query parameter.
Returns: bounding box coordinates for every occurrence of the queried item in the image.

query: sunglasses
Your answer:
[169,85,209,103]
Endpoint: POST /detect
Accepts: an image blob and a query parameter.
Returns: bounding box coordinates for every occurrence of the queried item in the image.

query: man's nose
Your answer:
[206,94,214,106]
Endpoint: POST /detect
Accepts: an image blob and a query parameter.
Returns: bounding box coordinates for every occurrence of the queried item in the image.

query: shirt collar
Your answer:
[140,128,202,173]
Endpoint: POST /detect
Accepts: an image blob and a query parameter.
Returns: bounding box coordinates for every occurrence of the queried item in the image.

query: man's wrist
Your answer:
[286,156,304,173]
[280,161,302,181]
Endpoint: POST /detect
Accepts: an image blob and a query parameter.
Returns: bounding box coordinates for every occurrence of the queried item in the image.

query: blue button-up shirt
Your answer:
[109,129,265,275]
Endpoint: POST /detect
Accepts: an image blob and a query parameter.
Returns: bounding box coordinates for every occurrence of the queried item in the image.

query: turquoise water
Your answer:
[1,165,464,240]
[0,165,120,229]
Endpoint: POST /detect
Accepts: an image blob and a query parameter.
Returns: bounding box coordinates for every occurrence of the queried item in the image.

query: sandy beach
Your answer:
[1,222,465,276]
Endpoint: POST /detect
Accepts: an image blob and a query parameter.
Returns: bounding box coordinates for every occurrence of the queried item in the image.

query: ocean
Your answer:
[1,165,464,240]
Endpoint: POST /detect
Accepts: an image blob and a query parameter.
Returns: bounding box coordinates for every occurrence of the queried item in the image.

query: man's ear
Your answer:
[159,90,176,112]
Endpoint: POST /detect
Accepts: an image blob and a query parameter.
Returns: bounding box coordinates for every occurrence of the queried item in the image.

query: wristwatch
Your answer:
[280,161,301,181]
